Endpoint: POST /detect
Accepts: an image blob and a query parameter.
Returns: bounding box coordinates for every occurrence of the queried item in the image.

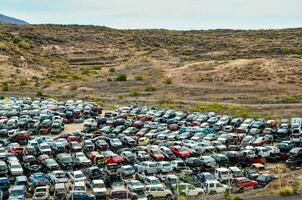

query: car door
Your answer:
[216,182,225,193]
[157,187,165,197]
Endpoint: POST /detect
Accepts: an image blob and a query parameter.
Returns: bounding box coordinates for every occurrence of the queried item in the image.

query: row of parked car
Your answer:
[0,98,301,200]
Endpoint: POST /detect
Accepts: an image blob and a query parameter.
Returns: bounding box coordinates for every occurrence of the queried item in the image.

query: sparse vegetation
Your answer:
[145,86,156,92]
[36,90,43,97]
[130,90,139,97]
[0,42,7,51]
[19,79,27,86]
[109,68,116,73]
[135,76,144,81]
[18,40,30,50]
[115,74,127,81]
[2,82,8,92]
[164,78,172,84]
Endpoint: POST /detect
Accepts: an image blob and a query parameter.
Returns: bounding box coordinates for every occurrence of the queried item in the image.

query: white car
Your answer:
[143,176,163,187]
[145,186,172,199]
[91,179,106,199]
[49,170,68,184]
[69,170,87,183]
[178,183,204,196]
[204,180,229,194]
[135,161,158,174]
[9,161,23,176]
[157,161,172,173]
[71,181,87,192]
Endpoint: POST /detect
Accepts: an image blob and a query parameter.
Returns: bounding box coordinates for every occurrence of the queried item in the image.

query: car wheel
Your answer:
[165,194,172,200]
[239,187,244,193]
[147,195,153,200]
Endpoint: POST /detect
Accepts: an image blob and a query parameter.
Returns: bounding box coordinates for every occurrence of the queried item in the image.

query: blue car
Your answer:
[0,177,10,198]
[29,173,50,191]
[8,185,26,200]
[14,176,28,186]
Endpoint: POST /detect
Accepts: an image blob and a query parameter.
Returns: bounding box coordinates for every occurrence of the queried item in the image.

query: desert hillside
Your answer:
[0,24,301,106]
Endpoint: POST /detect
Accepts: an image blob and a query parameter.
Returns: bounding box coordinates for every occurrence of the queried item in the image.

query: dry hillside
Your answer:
[0,24,302,107]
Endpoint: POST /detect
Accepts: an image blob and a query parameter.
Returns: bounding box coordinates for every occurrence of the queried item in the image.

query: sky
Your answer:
[1,0,302,30]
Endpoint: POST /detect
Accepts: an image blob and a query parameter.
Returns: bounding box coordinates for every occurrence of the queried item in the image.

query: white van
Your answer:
[214,168,232,183]
[204,180,229,194]
[228,166,244,178]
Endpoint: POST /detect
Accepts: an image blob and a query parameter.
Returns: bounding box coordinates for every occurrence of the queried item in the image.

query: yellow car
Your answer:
[138,137,150,146]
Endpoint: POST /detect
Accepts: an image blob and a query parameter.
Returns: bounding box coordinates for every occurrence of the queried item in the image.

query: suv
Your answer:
[145,186,172,200]
[204,180,229,195]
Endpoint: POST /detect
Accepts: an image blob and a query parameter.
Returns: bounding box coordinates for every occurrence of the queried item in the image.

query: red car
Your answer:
[40,127,51,134]
[10,131,31,143]
[136,128,149,137]
[105,153,125,164]
[69,141,82,153]
[251,137,268,146]
[8,147,24,156]
[169,124,178,131]
[231,177,257,193]
[37,154,50,163]
[147,148,165,161]
[169,146,190,159]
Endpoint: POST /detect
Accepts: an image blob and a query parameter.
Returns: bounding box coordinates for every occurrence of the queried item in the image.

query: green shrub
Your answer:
[233,196,244,200]
[36,91,43,97]
[69,74,80,80]
[13,36,22,43]
[115,74,127,81]
[290,181,300,194]
[18,40,30,50]
[130,90,139,97]
[19,79,27,86]
[92,66,102,70]
[2,82,8,92]
[107,77,112,81]
[0,42,7,51]
[164,78,172,84]
[224,189,231,200]
[279,187,293,196]
[145,86,156,92]
[109,68,116,73]
[135,76,144,81]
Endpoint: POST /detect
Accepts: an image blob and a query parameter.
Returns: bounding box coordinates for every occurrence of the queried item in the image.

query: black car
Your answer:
[41,158,60,173]
[286,147,302,169]
[56,153,74,170]
[22,155,41,173]
[95,140,109,151]
[185,157,204,173]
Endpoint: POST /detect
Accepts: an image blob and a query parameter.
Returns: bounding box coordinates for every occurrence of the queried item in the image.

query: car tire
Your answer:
[239,187,244,193]
[147,195,153,200]
[165,194,172,200]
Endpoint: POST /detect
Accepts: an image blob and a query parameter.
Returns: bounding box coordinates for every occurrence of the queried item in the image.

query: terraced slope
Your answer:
[0,24,301,106]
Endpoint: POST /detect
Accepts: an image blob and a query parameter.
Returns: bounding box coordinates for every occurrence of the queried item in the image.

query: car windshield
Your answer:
[55,173,66,178]
[149,163,157,168]
[10,189,23,196]
[205,174,216,180]
[11,163,21,168]
[150,179,160,184]
[94,183,105,188]
[63,157,72,163]
[74,173,85,179]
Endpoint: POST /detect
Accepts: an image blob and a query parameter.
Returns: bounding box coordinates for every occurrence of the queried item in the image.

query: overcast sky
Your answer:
[1,0,302,30]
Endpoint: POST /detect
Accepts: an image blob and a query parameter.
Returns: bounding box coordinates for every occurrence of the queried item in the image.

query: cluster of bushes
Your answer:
[190,102,261,119]
[279,181,300,196]
[13,36,30,50]
[55,73,81,80]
